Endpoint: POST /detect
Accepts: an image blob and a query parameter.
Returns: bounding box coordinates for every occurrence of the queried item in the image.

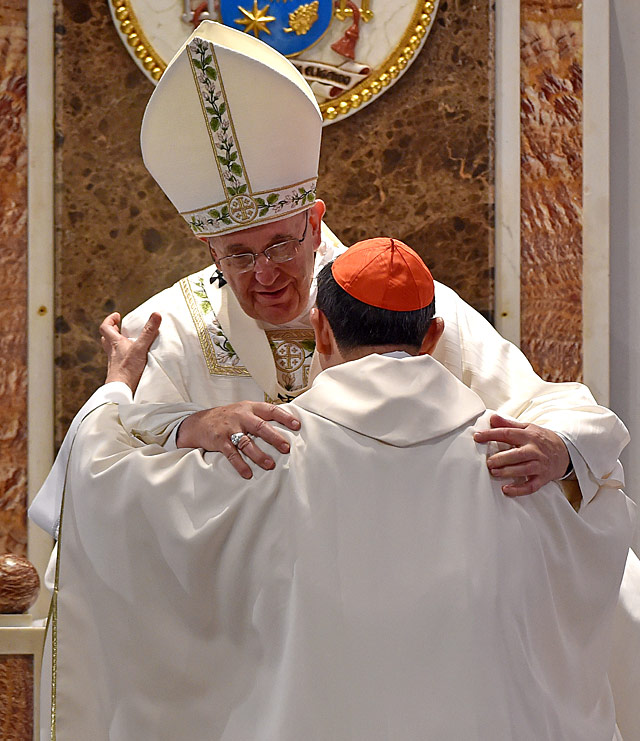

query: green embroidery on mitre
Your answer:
[184,177,317,235]
[187,38,252,218]
[183,34,318,237]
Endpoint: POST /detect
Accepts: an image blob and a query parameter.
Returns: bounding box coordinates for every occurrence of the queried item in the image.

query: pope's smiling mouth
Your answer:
[255,285,290,303]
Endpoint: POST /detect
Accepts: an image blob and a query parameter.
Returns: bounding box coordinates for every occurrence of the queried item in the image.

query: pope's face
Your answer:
[209,201,323,325]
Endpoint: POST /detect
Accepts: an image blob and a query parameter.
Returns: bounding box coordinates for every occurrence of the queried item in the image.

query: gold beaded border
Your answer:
[108,0,437,121]
[321,0,438,121]
[110,0,166,82]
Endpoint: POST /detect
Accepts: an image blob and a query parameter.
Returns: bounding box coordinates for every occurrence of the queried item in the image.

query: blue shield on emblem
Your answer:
[220,0,333,58]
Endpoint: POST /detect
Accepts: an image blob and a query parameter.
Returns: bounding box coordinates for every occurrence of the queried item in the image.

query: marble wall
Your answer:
[53,0,495,443]
[520,0,583,381]
[0,5,30,734]
[0,0,28,557]
[318,1,494,313]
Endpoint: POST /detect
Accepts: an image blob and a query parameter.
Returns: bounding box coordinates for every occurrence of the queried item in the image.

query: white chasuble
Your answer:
[49,354,634,741]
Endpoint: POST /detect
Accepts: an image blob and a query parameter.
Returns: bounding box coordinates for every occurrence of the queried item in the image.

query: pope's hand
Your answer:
[176,402,301,479]
[473,414,571,496]
[101,312,161,392]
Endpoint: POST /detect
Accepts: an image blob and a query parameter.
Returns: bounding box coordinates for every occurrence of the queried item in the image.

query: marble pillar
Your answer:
[521,0,583,382]
[0,0,28,556]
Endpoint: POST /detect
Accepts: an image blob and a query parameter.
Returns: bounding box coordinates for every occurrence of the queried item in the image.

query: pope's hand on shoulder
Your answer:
[473,414,571,496]
[99,311,299,479]
[176,402,301,480]
[102,311,161,392]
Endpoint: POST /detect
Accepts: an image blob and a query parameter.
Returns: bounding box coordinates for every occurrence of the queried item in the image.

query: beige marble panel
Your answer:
[54,1,494,442]
[521,1,583,382]
[0,1,28,556]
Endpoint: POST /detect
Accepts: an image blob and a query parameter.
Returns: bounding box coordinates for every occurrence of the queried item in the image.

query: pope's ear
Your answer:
[419,317,444,356]
[309,200,326,244]
[310,307,334,355]
[207,240,220,266]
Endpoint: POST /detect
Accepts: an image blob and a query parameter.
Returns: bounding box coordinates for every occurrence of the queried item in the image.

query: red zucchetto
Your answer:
[331,237,434,311]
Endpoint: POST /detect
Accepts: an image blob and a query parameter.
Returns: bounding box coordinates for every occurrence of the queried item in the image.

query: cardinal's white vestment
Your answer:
[49,354,634,741]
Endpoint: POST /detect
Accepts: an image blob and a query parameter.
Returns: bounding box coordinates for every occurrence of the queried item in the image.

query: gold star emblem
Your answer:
[235,1,276,38]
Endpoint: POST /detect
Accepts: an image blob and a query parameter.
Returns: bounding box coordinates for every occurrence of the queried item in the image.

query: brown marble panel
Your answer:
[0,654,33,741]
[521,2,583,382]
[54,1,494,442]
[53,1,210,442]
[319,0,494,312]
[0,1,28,555]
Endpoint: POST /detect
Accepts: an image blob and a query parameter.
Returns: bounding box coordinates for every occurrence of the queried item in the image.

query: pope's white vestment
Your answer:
[50,353,634,740]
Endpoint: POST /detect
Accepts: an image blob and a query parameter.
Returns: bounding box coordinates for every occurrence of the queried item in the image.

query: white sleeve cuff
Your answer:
[29,382,134,539]
[164,423,180,451]
[97,381,134,405]
[555,433,596,507]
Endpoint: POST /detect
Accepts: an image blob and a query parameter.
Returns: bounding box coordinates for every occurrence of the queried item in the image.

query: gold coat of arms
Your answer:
[108,0,439,124]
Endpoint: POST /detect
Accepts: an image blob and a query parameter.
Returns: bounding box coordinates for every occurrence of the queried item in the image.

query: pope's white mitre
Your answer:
[141,21,322,237]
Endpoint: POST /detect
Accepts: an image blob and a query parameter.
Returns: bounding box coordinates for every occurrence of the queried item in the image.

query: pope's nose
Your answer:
[253,252,280,285]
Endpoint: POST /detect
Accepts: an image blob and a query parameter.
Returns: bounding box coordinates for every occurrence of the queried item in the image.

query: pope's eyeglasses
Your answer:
[218,212,309,275]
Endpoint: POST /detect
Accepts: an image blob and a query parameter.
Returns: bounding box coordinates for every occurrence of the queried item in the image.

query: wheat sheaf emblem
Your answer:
[284,1,320,35]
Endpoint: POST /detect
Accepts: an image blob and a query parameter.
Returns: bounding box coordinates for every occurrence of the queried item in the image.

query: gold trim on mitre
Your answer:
[182,178,317,236]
